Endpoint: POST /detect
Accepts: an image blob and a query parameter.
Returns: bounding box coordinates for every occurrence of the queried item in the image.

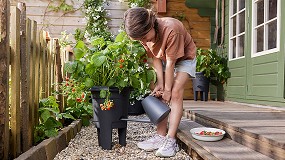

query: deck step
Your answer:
[177,119,273,160]
[182,103,285,160]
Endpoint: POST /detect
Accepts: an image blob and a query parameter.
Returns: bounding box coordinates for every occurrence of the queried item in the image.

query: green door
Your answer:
[226,0,285,106]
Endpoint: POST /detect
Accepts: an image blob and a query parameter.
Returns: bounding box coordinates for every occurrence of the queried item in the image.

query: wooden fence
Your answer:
[0,1,66,159]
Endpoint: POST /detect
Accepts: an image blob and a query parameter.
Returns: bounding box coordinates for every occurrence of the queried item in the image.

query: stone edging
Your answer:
[15,119,82,160]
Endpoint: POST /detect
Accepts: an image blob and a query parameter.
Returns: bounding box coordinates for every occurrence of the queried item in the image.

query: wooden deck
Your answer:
[177,100,285,160]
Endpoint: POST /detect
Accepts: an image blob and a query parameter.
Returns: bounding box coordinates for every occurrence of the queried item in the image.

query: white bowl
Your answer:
[190,127,226,142]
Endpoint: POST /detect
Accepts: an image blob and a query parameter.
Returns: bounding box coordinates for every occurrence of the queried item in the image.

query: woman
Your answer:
[124,7,196,157]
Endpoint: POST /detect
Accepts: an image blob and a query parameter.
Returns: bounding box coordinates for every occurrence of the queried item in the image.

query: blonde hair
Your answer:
[124,7,157,39]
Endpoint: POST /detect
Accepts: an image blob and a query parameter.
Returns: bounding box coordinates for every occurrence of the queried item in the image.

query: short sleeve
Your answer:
[165,34,184,60]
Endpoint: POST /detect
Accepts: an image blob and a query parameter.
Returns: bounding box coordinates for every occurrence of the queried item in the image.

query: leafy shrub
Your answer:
[34,96,75,143]
[196,48,231,84]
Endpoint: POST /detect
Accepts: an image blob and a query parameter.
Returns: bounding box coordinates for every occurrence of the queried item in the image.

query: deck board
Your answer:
[178,119,273,160]
[182,101,285,159]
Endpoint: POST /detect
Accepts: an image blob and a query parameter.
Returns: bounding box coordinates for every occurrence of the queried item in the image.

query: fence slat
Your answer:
[0,0,10,159]
[18,2,31,152]
[55,39,64,112]
[50,39,55,94]
[26,18,33,147]
[39,31,46,99]
[10,6,21,158]
[29,19,36,146]
[34,24,40,127]
[47,38,51,96]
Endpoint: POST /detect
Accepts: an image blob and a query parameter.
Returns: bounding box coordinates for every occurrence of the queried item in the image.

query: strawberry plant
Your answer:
[59,78,93,126]
[64,31,156,109]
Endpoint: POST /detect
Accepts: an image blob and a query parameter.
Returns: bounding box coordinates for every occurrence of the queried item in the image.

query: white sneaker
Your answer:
[155,136,179,157]
[137,134,166,151]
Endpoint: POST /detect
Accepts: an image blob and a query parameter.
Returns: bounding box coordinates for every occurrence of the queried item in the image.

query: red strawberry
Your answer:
[76,98,82,102]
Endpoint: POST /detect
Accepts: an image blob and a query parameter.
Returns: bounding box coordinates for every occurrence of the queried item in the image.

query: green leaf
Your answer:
[147,70,155,83]
[118,79,128,88]
[45,129,58,137]
[64,61,77,73]
[57,114,63,120]
[115,31,126,42]
[61,113,76,120]
[41,110,51,123]
[91,55,106,67]
[100,90,107,98]
[74,41,87,60]
[44,117,62,129]
[91,37,106,49]
[76,61,85,73]
[84,105,93,115]
[82,117,90,126]
[85,63,96,76]
[130,76,140,89]
[39,98,49,107]
[106,79,115,86]
[85,78,94,88]
[45,107,59,114]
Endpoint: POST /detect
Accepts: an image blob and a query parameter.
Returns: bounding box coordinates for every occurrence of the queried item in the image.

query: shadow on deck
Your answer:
[177,100,285,160]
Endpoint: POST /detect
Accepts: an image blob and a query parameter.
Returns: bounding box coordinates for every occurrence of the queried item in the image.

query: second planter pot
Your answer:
[192,72,210,101]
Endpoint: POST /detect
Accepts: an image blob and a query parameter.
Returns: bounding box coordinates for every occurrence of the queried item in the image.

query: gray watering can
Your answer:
[141,95,171,124]
[121,95,171,125]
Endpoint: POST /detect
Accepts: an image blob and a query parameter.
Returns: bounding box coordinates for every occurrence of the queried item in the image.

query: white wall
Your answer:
[11,0,129,42]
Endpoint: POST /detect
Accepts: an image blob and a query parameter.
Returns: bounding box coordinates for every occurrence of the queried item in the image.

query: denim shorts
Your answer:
[162,58,196,78]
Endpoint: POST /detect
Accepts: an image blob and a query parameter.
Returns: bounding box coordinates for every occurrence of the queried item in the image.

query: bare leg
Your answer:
[156,114,168,136]
[167,72,189,138]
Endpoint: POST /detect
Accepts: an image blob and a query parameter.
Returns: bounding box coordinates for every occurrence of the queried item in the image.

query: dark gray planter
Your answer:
[128,100,145,115]
[90,86,130,150]
[192,72,210,101]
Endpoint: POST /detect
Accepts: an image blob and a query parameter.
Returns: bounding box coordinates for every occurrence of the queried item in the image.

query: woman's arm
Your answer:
[151,57,164,96]
[162,59,176,102]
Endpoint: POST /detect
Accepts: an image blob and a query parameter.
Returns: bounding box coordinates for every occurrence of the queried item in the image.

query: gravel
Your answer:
[54,115,192,160]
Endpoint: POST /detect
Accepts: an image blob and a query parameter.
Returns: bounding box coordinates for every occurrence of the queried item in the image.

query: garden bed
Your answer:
[15,120,82,160]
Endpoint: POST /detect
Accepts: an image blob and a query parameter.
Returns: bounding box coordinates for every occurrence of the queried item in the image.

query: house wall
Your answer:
[155,0,211,49]
[10,0,86,41]
[10,0,128,42]
[225,0,285,107]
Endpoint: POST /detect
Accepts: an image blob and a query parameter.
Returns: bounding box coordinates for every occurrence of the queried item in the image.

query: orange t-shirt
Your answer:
[141,17,196,62]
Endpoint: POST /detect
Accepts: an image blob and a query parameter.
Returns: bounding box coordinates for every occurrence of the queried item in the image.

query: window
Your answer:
[229,0,246,60]
[252,0,279,57]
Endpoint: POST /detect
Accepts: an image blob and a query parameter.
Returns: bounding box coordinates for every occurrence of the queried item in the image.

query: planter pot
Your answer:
[90,86,130,150]
[192,72,210,101]
[128,100,145,115]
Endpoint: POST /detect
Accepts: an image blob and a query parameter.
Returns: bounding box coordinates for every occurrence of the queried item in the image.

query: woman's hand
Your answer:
[151,83,164,97]
[162,90,171,104]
